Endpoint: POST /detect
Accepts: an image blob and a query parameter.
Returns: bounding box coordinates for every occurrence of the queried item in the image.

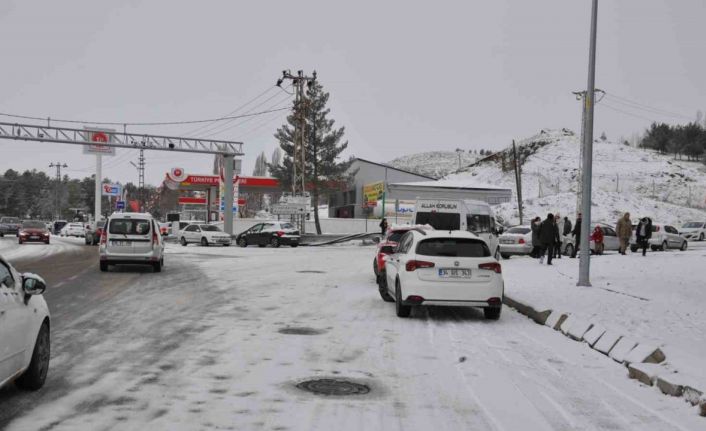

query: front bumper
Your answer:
[19,235,50,243]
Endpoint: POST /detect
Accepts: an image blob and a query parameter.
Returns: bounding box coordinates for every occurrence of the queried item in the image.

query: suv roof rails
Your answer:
[411,227,428,236]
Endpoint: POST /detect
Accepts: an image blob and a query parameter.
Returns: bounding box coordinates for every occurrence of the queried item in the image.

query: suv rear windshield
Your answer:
[22,221,45,229]
[109,218,151,235]
[507,227,530,234]
[416,238,490,257]
[387,230,407,242]
[415,212,460,231]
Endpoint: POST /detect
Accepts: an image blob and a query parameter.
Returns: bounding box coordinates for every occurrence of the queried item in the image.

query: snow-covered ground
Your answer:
[6,242,704,430]
[502,242,706,401]
[441,129,706,226]
[0,235,85,262]
[388,151,478,179]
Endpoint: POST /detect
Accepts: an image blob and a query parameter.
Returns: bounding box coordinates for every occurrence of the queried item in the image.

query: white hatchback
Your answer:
[679,221,706,242]
[381,230,504,319]
[99,212,165,272]
[0,257,51,390]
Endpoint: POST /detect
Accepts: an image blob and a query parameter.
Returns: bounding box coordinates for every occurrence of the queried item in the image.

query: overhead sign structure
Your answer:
[102,183,122,196]
[83,127,117,156]
[363,181,385,206]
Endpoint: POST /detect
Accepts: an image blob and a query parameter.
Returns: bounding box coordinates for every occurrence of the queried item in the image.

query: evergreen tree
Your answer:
[271,147,281,168]
[269,80,354,234]
[252,151,268,176]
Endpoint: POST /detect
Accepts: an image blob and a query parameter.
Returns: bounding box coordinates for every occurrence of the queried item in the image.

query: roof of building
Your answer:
[388,178,511,191]
[353,158,436,180]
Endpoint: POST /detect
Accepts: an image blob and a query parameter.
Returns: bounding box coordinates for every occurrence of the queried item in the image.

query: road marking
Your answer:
[55,281,66,288]
[68,275,78,281]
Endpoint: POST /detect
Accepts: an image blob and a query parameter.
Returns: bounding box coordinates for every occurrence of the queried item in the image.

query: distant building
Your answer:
[328,158,512,218]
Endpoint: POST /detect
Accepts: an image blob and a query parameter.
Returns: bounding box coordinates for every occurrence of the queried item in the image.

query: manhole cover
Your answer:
[296,379,370,396]
[278,327,325,335]
[297,270,326,274]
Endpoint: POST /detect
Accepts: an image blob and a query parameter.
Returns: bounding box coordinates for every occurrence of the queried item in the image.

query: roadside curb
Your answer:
[503,294,705,417]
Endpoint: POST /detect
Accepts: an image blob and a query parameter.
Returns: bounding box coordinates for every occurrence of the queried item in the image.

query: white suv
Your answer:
[0,257,51,390]
[380,229,504,319]
[99,212,165,272]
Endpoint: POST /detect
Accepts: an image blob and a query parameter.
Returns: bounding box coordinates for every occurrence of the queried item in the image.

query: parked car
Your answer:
[84,220,106,245]
[562,223,619,256]
[0,217,21,237]
[498,225,533,259]
[18,220,51,245]
[679,221,706,241]
[99,212,165,272]
[179,223,231,246]
[51,220,67,235]
[373,226,415,276]
[235,221,300,248]
[630,223,687,252]
[159,222,170,236]
[379,229,503,319]
[60,222,85,237]
[0,257,51,390]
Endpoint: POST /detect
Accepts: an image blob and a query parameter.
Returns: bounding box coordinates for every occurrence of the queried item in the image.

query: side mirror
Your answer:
[22,273,47,296]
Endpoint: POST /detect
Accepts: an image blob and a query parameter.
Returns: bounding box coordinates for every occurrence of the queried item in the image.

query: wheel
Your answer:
[501,253,511,260]
[15,322,50,390]
[661,241,668,251]
[45,240,50,245]
[484,306,502,320]
[680,241,687,251]
[395,280,411,318]
[18,239,23,245]
[564,244,574,257]
[378,274,394,302]
[291,244,299,248]
[238,238,247,247]
[180,237,188,246]
[630,245,638,253]
[258,244,266,248]
[223,243,230,247]
[700,233,704,241]
[100,261,108,272]
[200,237,209,247]
[650,245,658,251]
[85,236,90,245]
[373,258,379,276]
[153,259,162,273]
[270,237,281,248]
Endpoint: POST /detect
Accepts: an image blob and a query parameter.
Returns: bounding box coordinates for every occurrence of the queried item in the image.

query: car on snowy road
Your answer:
[18,220,51,244]
[84,220,105,245]
[179,223,232,247]
[679,221,706,241]
[0,257,51,391]
[235,221,300,248]
[630,223,687,252]
[379,229,503,319]
[99,212,165,272]
[498,225,532,259]
[60,222,85,237]
[0,216,21,237]
[562,223,619,256]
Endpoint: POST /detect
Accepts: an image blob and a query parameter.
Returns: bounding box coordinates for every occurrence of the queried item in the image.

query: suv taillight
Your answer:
[100,230,107,245]
[479,262,502,273]
[152,230,159,247]
[406,260,435,271]
[518,238,525,244]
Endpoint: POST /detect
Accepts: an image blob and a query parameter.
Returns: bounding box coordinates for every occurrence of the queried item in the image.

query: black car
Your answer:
[236,221,300,248]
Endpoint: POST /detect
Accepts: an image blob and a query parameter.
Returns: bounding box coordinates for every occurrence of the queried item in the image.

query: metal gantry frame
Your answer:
[0,121,244,234]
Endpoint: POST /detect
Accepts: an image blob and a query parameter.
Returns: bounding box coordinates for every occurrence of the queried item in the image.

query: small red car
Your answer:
[18,220,51,245]
[373,226,414,276]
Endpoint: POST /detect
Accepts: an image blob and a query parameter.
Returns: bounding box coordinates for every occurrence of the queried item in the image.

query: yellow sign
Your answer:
[363,181,385,204]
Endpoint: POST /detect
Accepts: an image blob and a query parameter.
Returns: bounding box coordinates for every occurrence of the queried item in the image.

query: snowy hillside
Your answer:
[443,129,706,226]
[388,151,477,179]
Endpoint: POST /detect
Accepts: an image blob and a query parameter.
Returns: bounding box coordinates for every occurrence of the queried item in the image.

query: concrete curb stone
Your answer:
[582,324,606,347]
[544,310,568,331]
[503,296,551,325]
[609,337,638,363]
[593,330,622,356]
[627,362,665,386]
[624,343,665,365]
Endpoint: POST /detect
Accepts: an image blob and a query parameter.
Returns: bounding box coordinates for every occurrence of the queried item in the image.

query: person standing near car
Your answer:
[379,218,389,237]
[563,216,572,237]
[591,225,605,255]
[571,213,582,258]
[538,213,558,265]
[635,217,652,256]
[616,212,632,255]
[554,215,563,259]
[530,216,541,258]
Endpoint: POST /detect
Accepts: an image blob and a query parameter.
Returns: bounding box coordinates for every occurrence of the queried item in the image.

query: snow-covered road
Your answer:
[0,235,85,263]
[3,242,704,430]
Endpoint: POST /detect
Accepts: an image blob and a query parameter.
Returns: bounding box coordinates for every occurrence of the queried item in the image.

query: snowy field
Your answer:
[5,242,704,430]
[503,243,706,399]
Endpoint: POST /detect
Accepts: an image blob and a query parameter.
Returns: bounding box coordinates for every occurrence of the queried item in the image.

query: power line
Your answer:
[200,96,293,139]
[599,101,659,123]
[603,93,693,121]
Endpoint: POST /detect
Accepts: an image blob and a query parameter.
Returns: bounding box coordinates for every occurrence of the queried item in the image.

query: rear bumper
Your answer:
[499,244,532,255]
[411,299,502,307]
[400,276,504,304]
[278,236,300,245]
[100,250,163,263]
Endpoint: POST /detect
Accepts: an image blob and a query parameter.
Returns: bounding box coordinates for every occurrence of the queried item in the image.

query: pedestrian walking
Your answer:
[554,215,563,259]
[379,218,389,237]
[538,213,558,265]
[562,216,572,237]
[635,217,652,256]
[530,217,542,258]
[591,225,605,255]
[616,212,632,255]
[571,213,582,258]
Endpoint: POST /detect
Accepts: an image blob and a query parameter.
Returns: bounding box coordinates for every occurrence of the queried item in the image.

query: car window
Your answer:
[415,212,460,231]
[0,262,13,288]
[250,224,263,233]
[507,227,530,234]
[109,218,151,235]
[467,214,492,233]
[387,230,407,242]
[280,222,295,230]
[398,233,413,254]
[416,238,491,257]
[262,223,276,231]
[201,225,220,232]
[666,226,677,234]
[603,227,616,236]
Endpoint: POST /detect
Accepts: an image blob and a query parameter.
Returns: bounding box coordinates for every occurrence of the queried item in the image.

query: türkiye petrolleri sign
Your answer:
[363,181,385,206]
[82,127,117,156]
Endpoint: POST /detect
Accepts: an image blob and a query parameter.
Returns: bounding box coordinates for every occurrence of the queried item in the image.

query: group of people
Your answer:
[530,212,582,265]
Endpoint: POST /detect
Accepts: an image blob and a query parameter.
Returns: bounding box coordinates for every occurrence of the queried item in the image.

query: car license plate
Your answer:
[111,240,130,246]
[439,268,471,278]
[30,236,39,239]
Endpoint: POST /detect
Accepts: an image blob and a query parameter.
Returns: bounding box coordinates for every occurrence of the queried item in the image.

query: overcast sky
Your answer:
[1,0,705,186]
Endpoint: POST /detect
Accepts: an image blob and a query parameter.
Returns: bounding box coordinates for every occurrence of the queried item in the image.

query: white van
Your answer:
[99,212,165,272]
[412,199,501,259]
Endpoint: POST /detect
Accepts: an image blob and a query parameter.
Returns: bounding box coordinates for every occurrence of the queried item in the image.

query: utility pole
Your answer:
[578,0,599,287]
[276,69,317,233]
[130,149,146,211]
[573,87,604,215]
[512,140,524,224]
[49,162,68,219]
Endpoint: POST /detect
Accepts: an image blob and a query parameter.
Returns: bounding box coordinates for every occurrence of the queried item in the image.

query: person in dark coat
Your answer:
[635,217,652,256]
[538,213,558,265]
[571,213,582,258]
[563,217,572,236]
[530,217,542,258]
[554,216,562,259]
[379,218,389,237]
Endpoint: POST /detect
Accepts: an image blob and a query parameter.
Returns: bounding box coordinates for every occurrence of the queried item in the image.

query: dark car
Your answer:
[18,220,51,244]
[0,217,21,237]
[52,220,68,235]
[236,221,300,248]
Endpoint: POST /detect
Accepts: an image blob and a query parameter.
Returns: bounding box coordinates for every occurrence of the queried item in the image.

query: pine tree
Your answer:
[269,80,354,234]
[252,151,268,176]
[271,147,281,168]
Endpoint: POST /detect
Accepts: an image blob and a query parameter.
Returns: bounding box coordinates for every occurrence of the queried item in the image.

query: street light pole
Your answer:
[578,0,598,287]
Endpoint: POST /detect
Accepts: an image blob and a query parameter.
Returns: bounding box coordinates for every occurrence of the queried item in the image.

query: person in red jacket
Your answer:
[591,225,605,255]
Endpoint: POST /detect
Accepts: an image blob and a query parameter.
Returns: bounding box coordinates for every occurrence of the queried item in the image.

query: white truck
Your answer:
[411,198,502,260]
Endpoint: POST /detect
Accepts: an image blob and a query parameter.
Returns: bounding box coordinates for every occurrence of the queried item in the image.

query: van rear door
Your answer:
[107,217,153,253]
[414,200,463,230]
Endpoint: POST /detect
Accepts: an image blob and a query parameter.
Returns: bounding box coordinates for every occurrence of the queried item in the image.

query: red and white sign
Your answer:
[167,167,188,182]
[83,127,116,156]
